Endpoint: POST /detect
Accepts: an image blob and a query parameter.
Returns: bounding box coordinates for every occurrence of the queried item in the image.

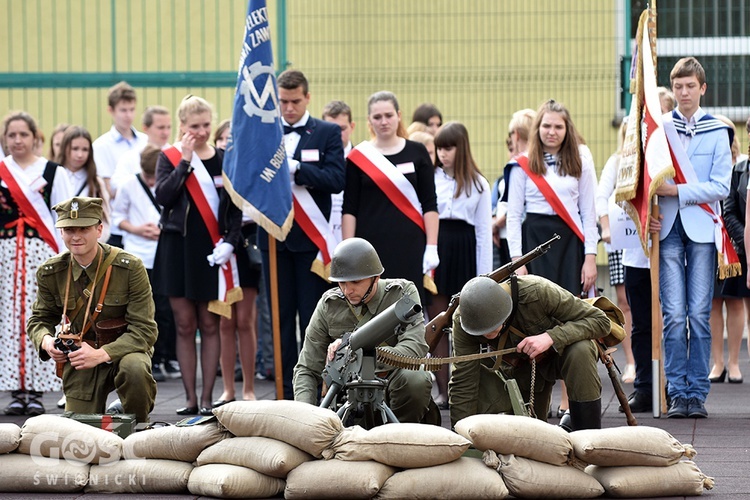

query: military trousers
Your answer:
[64,352,157,423]
[475,339,601,421]
[386,368,433,423]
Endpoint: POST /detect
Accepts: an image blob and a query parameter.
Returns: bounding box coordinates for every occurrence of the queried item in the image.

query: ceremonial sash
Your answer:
[347,141,436,294]
[163,146,242,317]
[515,154,585,242]
[662,118,741,279]
[348,141,425,231]
[292,184,336,280]
[0,160,60,253]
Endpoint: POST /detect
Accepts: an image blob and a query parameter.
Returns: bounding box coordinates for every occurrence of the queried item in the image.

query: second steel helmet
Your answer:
[329,238,384,282]
[459,276,513,336]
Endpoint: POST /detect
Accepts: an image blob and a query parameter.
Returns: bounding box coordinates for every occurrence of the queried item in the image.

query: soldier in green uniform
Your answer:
[293,237,433,423]
[27,197,158,423]
[450,275,609,431]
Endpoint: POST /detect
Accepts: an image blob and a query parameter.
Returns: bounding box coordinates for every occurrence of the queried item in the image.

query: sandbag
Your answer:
[455,414,573,465]
[0,454,89,493]
[587,461,715,498]
[324,423,471,468]
[196,436,313,478]
[570,425,697,466]
[214,400,342,458]
[0,423,21,454]
[18,414,122,464]
[188,463,285,499]
[87,458,193,494]
[285,459,395,499]
[484,451,604,499]
[375,456,509,499]
[122,421,227,462]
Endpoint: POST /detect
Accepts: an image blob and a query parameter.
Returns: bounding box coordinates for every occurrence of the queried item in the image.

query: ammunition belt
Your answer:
[376,346,519,371]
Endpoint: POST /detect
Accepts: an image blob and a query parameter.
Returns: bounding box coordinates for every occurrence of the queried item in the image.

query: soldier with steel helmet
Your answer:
[293,237,433,423]
[449,274,608,431]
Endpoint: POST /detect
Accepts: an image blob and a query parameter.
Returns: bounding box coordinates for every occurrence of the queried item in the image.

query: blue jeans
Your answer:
[659,215,715,402]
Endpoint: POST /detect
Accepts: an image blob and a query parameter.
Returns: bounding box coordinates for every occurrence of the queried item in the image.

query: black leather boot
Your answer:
[569,399,602,431]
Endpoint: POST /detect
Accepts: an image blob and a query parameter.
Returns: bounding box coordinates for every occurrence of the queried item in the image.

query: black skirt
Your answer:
[720,254,750,298]
[522,213,584,295]
[237,223,261,290]
[434,219,477,296]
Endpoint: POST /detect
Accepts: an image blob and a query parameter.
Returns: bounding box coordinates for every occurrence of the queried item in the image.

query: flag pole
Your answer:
[268,234,285,399]
[650,199,665,417]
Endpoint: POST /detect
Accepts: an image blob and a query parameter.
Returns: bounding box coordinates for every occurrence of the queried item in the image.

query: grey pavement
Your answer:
[1,340,749,499]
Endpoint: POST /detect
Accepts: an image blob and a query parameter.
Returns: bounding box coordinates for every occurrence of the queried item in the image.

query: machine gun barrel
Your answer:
[349,296,421,352]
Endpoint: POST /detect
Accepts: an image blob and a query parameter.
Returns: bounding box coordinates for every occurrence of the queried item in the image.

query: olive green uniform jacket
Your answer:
[449,275,609,427]
[293,279,432,422]
[27,244,157,416]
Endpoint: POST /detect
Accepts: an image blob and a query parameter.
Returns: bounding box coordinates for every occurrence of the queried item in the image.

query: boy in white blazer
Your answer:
[650,57,732,419]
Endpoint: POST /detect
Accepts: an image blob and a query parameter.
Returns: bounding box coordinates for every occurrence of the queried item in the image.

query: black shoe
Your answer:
[687,397,708,418]
[152,364,166,382]
[619,391,652,413]
[558,410,572,432]
[164,360,182,379]
[176,406,199,415]
[26,392,45,416]
[4,391,27,416]
[212,398,235,408]
[708,368,726,383]
[667,396,688,418]
[199,407,214,416]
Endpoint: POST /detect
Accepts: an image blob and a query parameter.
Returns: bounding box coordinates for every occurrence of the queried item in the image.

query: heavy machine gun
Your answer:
[319,296,421,428]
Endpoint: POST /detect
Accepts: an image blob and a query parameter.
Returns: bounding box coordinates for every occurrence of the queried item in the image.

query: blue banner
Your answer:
[223,0,293,241]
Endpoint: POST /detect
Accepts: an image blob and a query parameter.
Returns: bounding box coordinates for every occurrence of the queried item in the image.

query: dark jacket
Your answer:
[257,116,345,252]
[723,158,748,255]
[154,147,242,248]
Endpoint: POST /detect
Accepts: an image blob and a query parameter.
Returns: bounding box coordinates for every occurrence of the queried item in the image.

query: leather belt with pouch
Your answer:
[86,317,128,349]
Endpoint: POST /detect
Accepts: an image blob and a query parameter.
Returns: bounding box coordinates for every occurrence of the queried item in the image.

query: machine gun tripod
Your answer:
[319,296,422,428]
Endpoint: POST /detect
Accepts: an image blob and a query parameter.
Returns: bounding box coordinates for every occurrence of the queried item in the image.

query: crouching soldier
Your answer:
[449,275,609,431]
[27,196,158,423]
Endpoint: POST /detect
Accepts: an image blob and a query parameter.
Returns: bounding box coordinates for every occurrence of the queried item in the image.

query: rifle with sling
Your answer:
[425,234,560,352]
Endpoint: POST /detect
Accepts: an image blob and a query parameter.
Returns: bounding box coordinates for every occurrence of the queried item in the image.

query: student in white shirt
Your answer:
[428,121,492,408]
[110,106,172,196]
[57,126,111,243]
[92,81,148,247]
[111,143,178,382]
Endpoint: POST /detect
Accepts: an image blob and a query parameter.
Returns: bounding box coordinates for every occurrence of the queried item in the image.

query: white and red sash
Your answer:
[0,159,60,253]
[163,146,242,317]
[348,141,437,293]
[292,184,336,280]
[0,158,61,390]
[662,118,741,279]
[515,154,585,241]
[348,141,425,231]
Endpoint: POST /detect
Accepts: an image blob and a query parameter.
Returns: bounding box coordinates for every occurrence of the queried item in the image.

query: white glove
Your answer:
[207,239,235,267]
[288,159,299,182]
[422,244,440,274]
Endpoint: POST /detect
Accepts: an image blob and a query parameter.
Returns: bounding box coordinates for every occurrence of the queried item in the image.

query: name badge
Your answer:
[301,149,320,162]
[213,176,224,188]
[396,162,416,175]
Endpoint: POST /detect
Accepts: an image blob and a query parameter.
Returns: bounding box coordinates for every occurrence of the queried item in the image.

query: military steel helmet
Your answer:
[459,276,513,336]
[329,237,384,282]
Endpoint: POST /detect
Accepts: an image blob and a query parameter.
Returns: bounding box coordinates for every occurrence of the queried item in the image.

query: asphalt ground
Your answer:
[1,339,748,499]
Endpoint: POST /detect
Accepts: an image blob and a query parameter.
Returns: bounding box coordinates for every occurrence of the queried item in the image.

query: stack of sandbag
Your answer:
[571,426,714,497]
[456,414,604,498]
[88,419,229,494]
[318,422,504,499]
[0,414,123,493]
[201,400,343,498]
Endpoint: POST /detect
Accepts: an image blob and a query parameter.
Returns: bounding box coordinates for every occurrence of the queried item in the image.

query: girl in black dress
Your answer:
[154,96,242,415]
[342,91,439,304]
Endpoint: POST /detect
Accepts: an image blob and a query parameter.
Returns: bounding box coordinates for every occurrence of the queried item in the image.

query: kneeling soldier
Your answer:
[450,275,608,431]
[27,197,157,423]
[293,237,433,423]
